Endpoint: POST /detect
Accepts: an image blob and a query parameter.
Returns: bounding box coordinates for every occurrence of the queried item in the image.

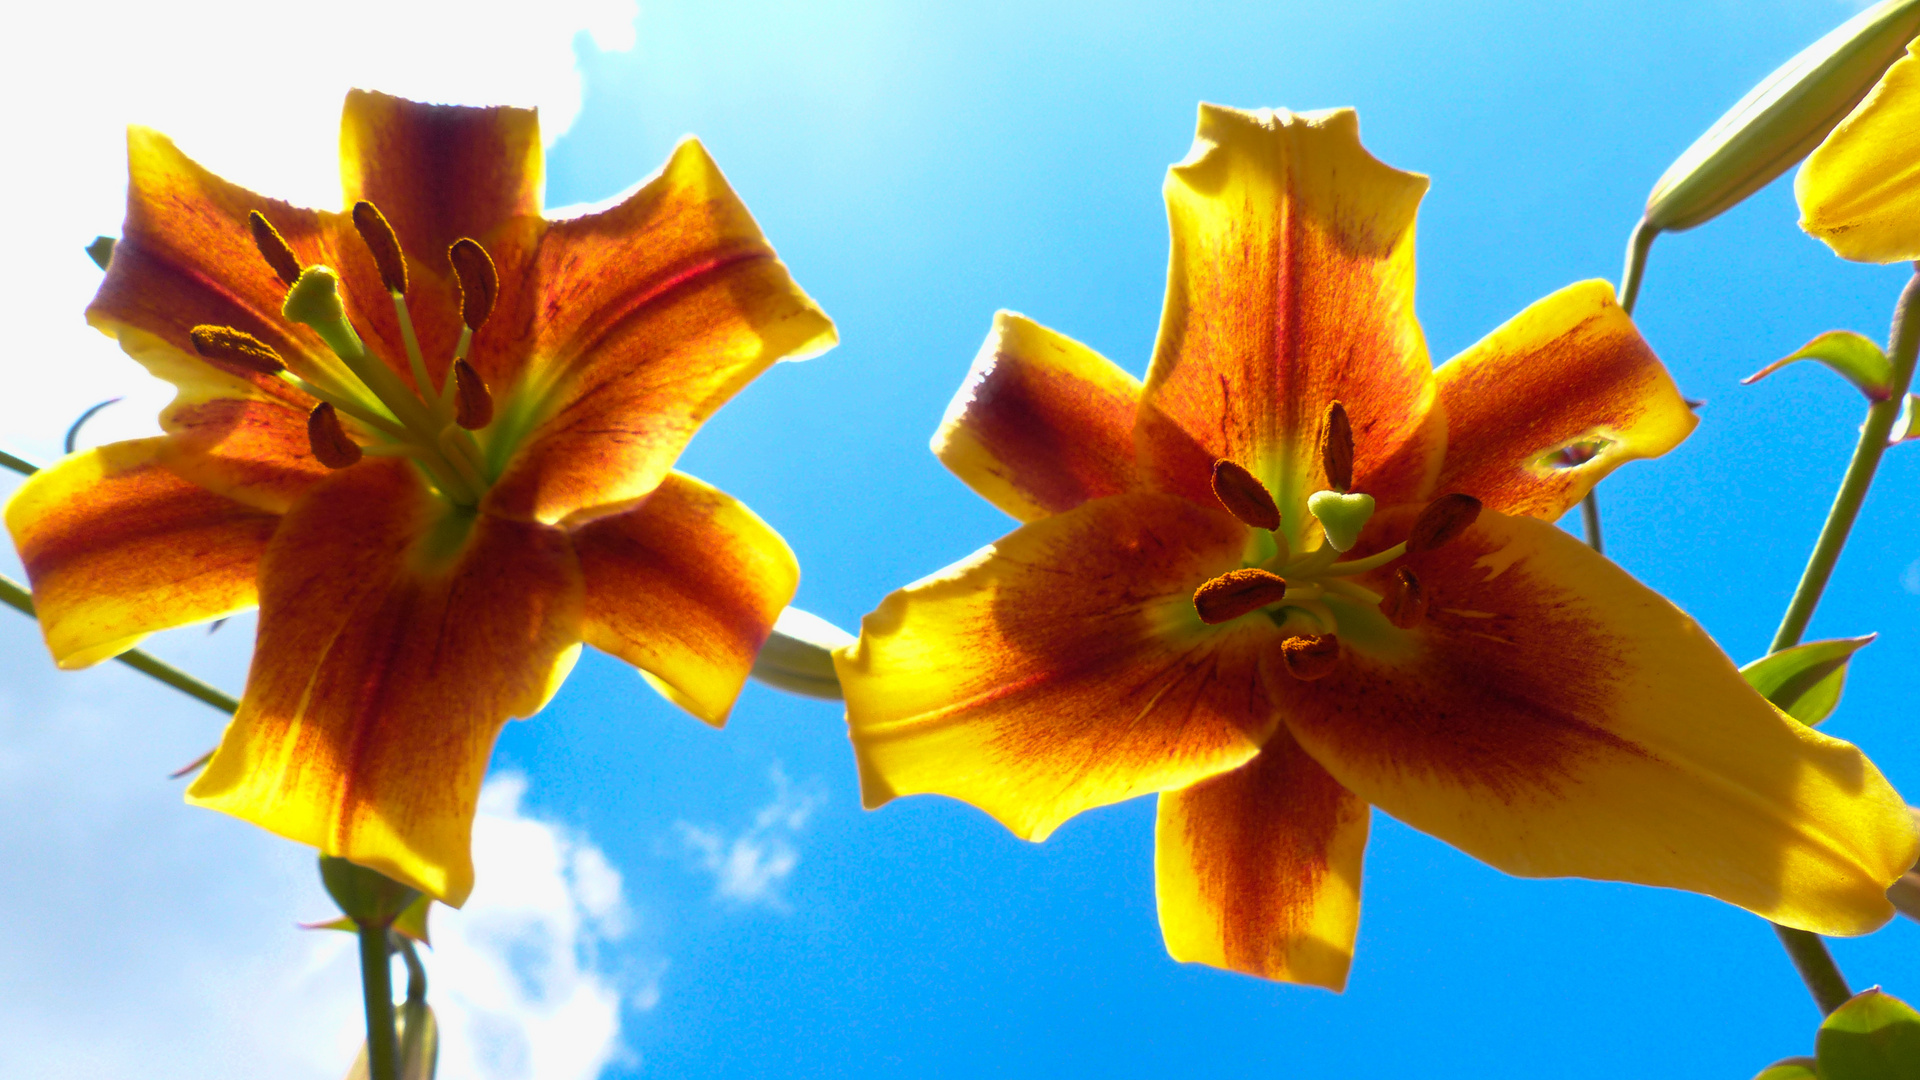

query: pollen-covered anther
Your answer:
[1406,493,1483,554]
[1320,400,1354,492]
[1280,634,1341,681]
[449,238,498,329]
[189,325,285,376]
[307,402,362,469]
[351,201,408,295]
[453,360,494,430]
[1193,568,1288,625]
[1381,567,1427,629]
[1210,459,1280,530]
[248,210,302,287]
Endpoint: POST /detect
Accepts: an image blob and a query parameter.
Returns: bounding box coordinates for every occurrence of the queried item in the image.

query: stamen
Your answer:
[248,211,302,287]
[1210,459,1280,530]
[1320,401,1353,492]
[189,325,284,376]
[1381,567,1427,629]
[307,403,362,468]
[449,238,498,329]
[1280,634,1341,680]
[1406,493,1483,554]
[351,201,409,296]
[1193,568,1288,625]
[452,360,494,430]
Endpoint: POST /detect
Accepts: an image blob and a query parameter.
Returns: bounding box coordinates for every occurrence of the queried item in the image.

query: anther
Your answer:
[452,360,494,430]
[1406,493,1483,554]
[1320,400,1354,493]
[1280,634,1341,681]
[189,325,285,376]
[351,202,408,295]
[307,402,362,469]
[1380,567,1428,629]
[248,210,302,287]
[1211,459,1280,530]
[1194,568,1288,625]
[449,238,498,329]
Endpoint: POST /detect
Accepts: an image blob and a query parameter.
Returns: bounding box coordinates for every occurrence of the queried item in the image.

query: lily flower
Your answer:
[5,91,835,904]
[1799,34,1920,261]
[835,105,1918,989]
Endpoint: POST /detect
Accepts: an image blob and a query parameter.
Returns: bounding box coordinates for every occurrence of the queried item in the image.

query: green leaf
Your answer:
[1745,331,1895,401]
[84,236,113,270]
[1740,635,1875,725]
[1754,1058,1820,1080]
[1817,988,1920,1080]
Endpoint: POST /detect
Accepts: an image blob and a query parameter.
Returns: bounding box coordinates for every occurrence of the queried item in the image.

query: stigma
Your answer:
[193,204,505,508]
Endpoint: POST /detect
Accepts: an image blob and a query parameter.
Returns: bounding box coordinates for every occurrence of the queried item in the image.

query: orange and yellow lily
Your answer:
[5,91,834,904]
[835,105,1918,989]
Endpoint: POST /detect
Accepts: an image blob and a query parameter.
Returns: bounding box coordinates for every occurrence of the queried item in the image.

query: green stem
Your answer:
[1578,490,1603,554]
[1758,267,1920,1015]
[1577,219,1660,556]
[1,571,238,715]
[1770,269,1920,655]
[357,922,399,1080]
[1,448,38,477]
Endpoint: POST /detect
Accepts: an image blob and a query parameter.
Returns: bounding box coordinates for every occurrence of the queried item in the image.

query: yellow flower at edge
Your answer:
[1799,34,1920,261]
[4,91,836,904]
[835,104,1919,990]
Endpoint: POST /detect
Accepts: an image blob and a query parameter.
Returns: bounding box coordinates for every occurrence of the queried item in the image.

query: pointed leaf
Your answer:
[1755,1059,1820,1080]
[1892,395,1920,444]
[393,893,432,945]
[1740,635,1875,725]
[1817,988,1920,1080]
[1745,331,1895,400]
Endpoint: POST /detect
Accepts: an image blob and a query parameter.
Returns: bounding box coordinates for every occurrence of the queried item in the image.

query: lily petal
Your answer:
[934,311,1141,523]
[1431,280,1697,521]
[187,459,583,904]
[1281,509,1918,936]
[338,90,543,270]
[486,138,836,526]
[575,471,798,726]
[836,492,1274,841]
[4,439,277,668]
[1797,39,1920,263]
[1156,730,1370,989]
[1136,105,1443,524]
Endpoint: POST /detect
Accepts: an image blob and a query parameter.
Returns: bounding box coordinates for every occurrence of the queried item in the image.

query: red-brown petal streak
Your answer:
[1211,459,1281,531]
[1194,567,1287,625]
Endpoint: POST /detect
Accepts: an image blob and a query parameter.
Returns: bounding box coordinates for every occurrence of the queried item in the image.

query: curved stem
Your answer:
[1758,267,1920,1015]
[1618,217,1659,318]
[357,923,399,1080]
[1578,490,1603,554]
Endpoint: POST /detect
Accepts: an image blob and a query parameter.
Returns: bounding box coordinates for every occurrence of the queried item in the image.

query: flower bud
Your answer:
[1643,0,1920,233]
[319,854,419,927]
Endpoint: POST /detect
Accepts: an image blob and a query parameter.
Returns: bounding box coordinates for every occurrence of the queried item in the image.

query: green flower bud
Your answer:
[1644,0,1920,233]
[319,855,420,927]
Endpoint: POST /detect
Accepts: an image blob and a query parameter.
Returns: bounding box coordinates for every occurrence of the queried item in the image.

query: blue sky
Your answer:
[5,0,1920,1077]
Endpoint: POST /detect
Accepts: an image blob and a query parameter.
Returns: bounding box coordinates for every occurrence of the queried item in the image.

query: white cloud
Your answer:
[677,765,822,912]
[0,0,638,463]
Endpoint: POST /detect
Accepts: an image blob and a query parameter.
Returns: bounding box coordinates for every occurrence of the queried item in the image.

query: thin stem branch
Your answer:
[357,923,399,1080]
[1,571,238,715]
[1756,267,1920,1015]
[1579,491,1603,554]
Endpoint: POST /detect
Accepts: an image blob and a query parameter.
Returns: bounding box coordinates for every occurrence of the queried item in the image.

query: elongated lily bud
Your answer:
[1643,0,1920,233]
[307,403,362,468]
[1320,400,1354,492]
[1406,493,1481,554]
[452,360,494,430]
[1281,634,1341,681]
[351,201,408,295]
[449,238,497,329]
[249,210,302,286]
[1211,459,1280,529]
[190,325,285,375]
[1193,568,1287,625]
